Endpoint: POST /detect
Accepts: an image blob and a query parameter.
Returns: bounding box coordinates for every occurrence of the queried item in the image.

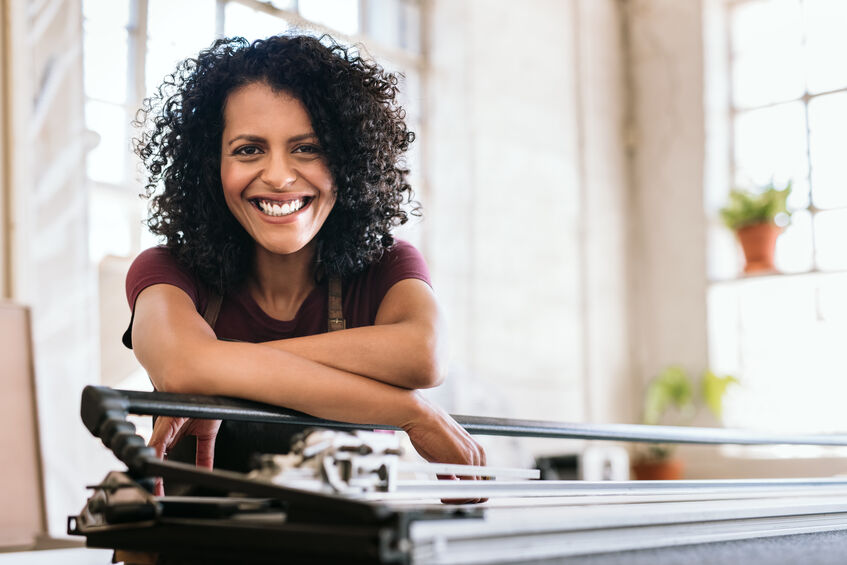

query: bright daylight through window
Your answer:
[708,0,847,452]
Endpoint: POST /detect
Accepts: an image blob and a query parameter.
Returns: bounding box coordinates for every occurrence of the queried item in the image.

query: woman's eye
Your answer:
[293,144,321,155]
[234,145,262,156]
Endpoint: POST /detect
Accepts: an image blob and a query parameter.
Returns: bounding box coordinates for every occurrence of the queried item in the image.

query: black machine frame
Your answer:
[71,385,847,564]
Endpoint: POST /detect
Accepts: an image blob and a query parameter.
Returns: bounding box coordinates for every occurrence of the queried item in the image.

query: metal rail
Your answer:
[368,478,847,501]
[84,386,847,447]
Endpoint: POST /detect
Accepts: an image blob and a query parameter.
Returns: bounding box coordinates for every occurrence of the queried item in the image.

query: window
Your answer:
[707,0,847,449]
[82,0,426,390]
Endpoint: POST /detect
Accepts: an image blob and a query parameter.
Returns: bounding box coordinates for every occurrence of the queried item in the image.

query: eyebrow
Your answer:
[226,132,319,146]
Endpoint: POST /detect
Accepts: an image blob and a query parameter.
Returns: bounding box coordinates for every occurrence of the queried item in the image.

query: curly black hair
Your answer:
[134,34,418,293]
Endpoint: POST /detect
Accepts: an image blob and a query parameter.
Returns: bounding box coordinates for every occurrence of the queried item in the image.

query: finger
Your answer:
[195,435,216,469]
[438,476,474,505]
[474,444,486,479]
[154,477,164,497]
[148,422,170,460]
[441,497,485,505]
[170,419,189,447]
[150,442,166,460]
[149,416,182,459]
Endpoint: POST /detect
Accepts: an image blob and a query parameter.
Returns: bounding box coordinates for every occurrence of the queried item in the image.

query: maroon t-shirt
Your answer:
[123,239,431,347]
[122,240,431,475]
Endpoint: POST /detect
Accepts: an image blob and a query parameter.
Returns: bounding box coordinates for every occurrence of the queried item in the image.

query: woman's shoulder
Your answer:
[128,246,195,286]
[353,239,431,306]
[130,246,182,269]
[370,239,429,279]
[126,246,204,311]
[376,239,426,268]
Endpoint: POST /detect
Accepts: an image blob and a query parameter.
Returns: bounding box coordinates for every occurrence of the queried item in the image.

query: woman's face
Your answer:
[220,82,336,257]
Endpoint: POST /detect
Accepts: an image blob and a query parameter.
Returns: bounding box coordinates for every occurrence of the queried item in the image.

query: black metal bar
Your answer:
[98,386,847,447]
[119,388,380,431]
[451,415,847,446]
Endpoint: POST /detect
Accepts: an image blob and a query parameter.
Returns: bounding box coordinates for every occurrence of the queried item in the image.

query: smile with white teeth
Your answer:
[253,197,307,217]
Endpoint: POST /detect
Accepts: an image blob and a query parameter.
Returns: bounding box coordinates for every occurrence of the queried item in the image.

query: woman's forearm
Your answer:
[133,284,436,427]
[261,321,445,390]
[133,285,484,471]
[168,337,426,429]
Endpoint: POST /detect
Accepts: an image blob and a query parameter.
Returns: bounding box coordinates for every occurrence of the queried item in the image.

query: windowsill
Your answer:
[709,267,847,286]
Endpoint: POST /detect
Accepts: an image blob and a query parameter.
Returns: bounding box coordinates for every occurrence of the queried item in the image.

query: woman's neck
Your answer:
[249,242,319,320]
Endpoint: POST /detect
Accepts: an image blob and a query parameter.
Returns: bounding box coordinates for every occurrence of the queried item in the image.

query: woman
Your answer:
[124,34,485,491]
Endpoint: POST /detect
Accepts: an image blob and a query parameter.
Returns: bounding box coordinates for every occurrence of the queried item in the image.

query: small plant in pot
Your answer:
[631,366,739,480]
[719,181,792,274]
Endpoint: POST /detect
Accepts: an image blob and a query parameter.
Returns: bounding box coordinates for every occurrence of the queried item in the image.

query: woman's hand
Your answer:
[401,393,487,503]
[148,416,222,496]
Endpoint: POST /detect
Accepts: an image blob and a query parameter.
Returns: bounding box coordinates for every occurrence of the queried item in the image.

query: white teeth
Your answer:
[257,198,305,217]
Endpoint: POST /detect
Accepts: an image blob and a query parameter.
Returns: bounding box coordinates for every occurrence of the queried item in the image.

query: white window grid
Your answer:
[719,0,847,278]
[708,0,847,454]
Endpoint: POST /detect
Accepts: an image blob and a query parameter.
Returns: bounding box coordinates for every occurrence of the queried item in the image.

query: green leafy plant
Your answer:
[639,366,739,461]
[719,181,792,231]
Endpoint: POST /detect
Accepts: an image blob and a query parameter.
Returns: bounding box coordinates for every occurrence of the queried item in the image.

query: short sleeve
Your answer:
[367,240,432,307]
[122,247,203,348]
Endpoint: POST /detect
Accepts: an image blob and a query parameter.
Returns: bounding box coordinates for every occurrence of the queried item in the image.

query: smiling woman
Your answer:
[220,84,336,261]
[126,34,485,493]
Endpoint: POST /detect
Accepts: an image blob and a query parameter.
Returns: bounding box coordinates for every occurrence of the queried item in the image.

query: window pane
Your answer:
[299,0,359,36]
[713,275,847,434]
[733,102,808,194]
[89,188,133,262]
[730,0,804,108]
[146,0,216,96]
[268,0,297,10]
[400,0,421,54]
[148,0,216,41]
[708,224,742,280]
[804,0,847,93]
[85,101,127,185]
[400,69,421,124]
[730,0,803,55]
[83,27,128,103]
[818,274,847,322]
[366,0,401,47]
[707,285,741,376]
[814,210,847,271]
[808,92,847,209]
[224,3,289,41]
[83,0,129,29]
[774,208,813,273]
[731,50,804,109]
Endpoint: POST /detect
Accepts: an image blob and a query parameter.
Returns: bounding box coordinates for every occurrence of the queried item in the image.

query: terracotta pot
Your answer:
[736,222,781,274]
[631,458,684,480]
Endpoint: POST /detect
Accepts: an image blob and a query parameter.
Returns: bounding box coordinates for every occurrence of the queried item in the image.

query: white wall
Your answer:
[426,0,633,454]
[6,0,115,537]
[626,0,709,393]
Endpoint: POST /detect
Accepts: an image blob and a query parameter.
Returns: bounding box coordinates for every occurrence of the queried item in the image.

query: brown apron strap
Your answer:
[203,291,223,331]
[327,275,346,332]
[203,277,345,334]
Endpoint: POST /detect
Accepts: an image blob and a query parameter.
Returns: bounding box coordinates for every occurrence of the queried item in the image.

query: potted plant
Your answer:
[719,181,792,274]
[631,366,739,480]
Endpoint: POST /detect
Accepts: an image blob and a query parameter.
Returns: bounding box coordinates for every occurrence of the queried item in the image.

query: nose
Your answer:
[261,153,297,190]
